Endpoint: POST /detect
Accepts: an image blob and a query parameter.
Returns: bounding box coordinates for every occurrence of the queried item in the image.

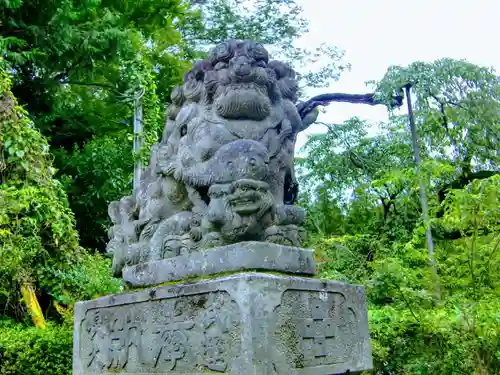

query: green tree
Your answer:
[0,66,121,374]
[1,0,350,250]
[0,0,193,249]
[300,58,500,374]
[0,65,121,316]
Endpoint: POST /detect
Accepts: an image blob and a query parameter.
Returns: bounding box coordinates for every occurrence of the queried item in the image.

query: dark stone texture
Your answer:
[106,40,313,278]
[73,273,372,375]
[122,241,315,286]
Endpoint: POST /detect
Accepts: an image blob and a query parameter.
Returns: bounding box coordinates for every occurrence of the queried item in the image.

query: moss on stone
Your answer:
[124,269,302,292]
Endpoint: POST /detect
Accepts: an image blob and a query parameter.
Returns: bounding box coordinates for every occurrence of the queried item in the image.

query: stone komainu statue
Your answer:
[107,40,318,276]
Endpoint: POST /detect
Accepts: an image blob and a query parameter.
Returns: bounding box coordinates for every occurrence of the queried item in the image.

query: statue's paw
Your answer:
[111,253,125,278]
[125,244,142,266]
[159,161,177,176]
[163,250,179,259]
[275,204,306,226]
[190,226,203,241]
[173,168,183,181]
[265,224,304,247]
[161,235,183,259]
[200,232,225,249]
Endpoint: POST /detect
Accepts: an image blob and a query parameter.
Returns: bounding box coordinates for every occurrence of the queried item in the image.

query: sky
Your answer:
[294,0,500,151]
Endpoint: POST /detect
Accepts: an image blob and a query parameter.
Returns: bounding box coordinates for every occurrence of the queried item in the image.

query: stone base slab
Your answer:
[73,273,372,375]
[122,241,315,286]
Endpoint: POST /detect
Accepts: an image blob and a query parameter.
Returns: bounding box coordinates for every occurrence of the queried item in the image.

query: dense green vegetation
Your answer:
[300,59,500,374]
[0,0,344,251]
[0,64,121,374]
[0,0,499,374]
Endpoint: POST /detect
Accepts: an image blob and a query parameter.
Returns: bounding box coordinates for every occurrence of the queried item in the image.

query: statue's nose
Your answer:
[231,56,252,76]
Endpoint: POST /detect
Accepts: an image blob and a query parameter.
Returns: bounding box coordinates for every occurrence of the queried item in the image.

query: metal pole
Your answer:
[405,84,440,300]
[133,88,144,193]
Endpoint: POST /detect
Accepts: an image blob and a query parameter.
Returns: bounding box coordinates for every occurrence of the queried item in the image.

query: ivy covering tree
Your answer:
[299,58,500,374]
[0,65,121,374]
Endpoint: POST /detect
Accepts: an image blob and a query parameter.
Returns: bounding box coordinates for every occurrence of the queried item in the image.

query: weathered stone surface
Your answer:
[122,241,315,286]
[73,273,372,375]
[106,40,318,277]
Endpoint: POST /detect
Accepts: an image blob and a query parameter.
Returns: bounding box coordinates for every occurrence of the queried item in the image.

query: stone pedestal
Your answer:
[82,39,375,375]
[122,241,315,286]
[73,272,372,375]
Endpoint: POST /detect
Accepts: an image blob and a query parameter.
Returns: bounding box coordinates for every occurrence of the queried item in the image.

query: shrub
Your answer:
[0,321,72,375]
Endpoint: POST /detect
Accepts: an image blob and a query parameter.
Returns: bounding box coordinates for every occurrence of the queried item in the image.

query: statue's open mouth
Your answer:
[215,83,271,121]
[226,191,261,214]
[231,226,248,235]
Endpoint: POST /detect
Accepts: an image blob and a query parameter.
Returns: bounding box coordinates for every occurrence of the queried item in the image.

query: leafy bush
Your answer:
[0,321,72,375]
[318,177,500,374]
[43,252,122,308]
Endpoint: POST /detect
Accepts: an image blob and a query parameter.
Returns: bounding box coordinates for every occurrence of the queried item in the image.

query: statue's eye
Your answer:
[250,43,269,63]
[227,161,233,167]
[180,125,187,137]
[255,60,266,68]
[214,62,228,71]
[250,158,256,166]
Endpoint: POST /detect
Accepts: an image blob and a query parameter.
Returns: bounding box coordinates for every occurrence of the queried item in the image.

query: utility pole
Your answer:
[404,84,441,300]
[133,87,145,193]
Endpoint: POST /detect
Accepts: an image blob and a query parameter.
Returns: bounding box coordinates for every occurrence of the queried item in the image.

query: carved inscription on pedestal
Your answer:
[200,293,240,372]
[273,290,360,370]
[151,320,194,370]
[79,291,241,373]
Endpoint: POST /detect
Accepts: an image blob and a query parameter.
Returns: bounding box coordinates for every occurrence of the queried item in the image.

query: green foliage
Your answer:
[43,252,122,307]
[368,177,500,374]
[0,67,121,318]
[301,58,500,374]
[372,58,500,174]
[298,117,425,240]
[183,0,307,44]
[0,321,72,375]
[57,132,133,246]
[0,0,192,249]
[0,67,80,315]
[0,68,122,374]
[182,0,350,90]
[1,0,349,250]
[312,235,375,284]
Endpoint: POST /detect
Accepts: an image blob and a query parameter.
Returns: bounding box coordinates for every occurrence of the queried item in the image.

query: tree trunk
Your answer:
[405,85,441,301]
[21,283,46,329]
[133,94,143,193]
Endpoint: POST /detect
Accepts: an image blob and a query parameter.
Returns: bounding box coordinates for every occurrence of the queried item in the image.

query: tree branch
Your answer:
[316,121,335,132]
[429,93,457,148]
[296,91,404,120]
[348,151,365,170]
[62,81,118,91]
